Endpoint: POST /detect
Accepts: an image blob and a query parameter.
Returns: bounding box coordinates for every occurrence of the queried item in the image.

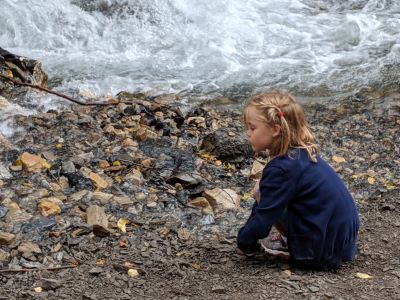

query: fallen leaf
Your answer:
[96,258,106,266]
[241,192,253,201]
[53,243,62,252]
[128,269,139,277]
[355,272,373,279]
[114,176,122,184]
[158,227,170,238]
[282,270,292,277]
[199,151,213,161]
[385,184,396,190]
[38,201,61,216]
[215,160,222,166]
[33,287,43,293]
[148,187,158,193]
[70,258,79,267]
[367,177,375,184]
[223,162,233,172]
[112,160,121,166]
[177,228,191,241]
[119,240,127,248]
[117,218,129,233]
[332,156,346,164]
[191,263,201,270]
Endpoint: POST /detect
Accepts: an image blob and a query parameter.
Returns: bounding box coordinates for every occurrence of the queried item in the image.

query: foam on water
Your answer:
[1,0,400,111]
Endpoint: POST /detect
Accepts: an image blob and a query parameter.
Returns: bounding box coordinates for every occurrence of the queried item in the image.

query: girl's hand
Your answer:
[252,179,260,203]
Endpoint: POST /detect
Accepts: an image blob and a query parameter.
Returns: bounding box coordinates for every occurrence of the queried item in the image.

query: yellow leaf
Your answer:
[96,258,105,266]
[114,176,122,184]
[33,287,43,293]
[223,162,233,171]
[200,151,212,161]
[113,160,121,166]
[192,263,201,270]
[385,183,396,190]
[4,69,13,78]
[148,187,158,193]
[128,269,139,277]
[38,201,61,216]
[355,272,373,279]
[241,192,253,201]
[158,227,170,238]
[15,158,22,166]
[367,177,375,184]
[177,228,191,241]
[55,143,63,149]
[117,218,129,233]
[332,156,346,163]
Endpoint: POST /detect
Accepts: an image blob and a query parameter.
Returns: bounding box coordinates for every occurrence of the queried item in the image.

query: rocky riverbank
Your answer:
[0,53,400,299]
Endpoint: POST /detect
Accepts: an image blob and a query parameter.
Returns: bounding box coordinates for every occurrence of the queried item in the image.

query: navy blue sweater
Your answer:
[237,149,360,269]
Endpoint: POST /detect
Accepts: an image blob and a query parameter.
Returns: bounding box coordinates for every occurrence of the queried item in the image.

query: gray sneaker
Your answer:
[259,234,290,259]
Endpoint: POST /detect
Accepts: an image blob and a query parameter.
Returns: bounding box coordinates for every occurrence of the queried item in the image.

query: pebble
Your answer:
[308,286,320,293]
[0,206,8,218]
[212,285,226,294]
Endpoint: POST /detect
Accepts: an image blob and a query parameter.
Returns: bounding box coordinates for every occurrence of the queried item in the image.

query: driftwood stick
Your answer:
[0,73,130,106]
[0,265,77,273]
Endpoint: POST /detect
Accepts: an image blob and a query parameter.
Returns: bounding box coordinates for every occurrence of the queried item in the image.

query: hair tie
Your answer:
[277,111,284,118]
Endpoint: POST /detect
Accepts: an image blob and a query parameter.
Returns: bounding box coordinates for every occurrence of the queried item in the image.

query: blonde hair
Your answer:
[244,90,317,162]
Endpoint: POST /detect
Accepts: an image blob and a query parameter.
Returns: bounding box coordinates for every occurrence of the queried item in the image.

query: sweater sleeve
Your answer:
[237,166,295,252]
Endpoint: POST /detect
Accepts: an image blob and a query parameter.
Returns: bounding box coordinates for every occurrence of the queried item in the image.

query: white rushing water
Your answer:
[1,0,400,101]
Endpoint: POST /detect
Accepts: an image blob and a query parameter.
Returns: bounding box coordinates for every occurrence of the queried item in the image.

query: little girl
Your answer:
[237,91,360,270]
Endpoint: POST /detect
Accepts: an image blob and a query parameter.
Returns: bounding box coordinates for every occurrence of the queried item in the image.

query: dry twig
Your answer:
[0,265,77,273]
[0,73,129,106]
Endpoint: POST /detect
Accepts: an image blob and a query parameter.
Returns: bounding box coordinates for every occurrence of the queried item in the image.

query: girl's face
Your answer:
[245,106,280,153]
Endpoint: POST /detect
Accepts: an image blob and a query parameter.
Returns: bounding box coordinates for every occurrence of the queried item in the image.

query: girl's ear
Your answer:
[272,124,281,137]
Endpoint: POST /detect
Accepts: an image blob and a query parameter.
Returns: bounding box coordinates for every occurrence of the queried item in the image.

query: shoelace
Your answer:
[271,233,282,242]
[271,233,288,247]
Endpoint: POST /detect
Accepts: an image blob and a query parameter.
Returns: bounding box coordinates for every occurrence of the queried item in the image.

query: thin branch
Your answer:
[0,265,77,273]
[0,73,130,106]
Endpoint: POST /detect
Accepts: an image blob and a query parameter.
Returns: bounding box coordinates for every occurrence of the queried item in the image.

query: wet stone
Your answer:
[308,286,320,293]
[212,285,226,294]
[70,190,90,202]
[0,232,15,245]
[86,205,110,237]
[18,241,42,255]
[64,172,93,189]
[41,278,63,291]
[5,208,33,224]
[0,164,12,179]
[0,206,8,219]
[0,249,10,261]
[89,267,104,275]
[22,215,57,233]
[62,161,76,173]
[167,172,203,188]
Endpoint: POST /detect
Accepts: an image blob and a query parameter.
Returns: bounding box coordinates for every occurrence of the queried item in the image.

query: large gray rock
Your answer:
[0,47,48,87]
[201,128,253,163]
